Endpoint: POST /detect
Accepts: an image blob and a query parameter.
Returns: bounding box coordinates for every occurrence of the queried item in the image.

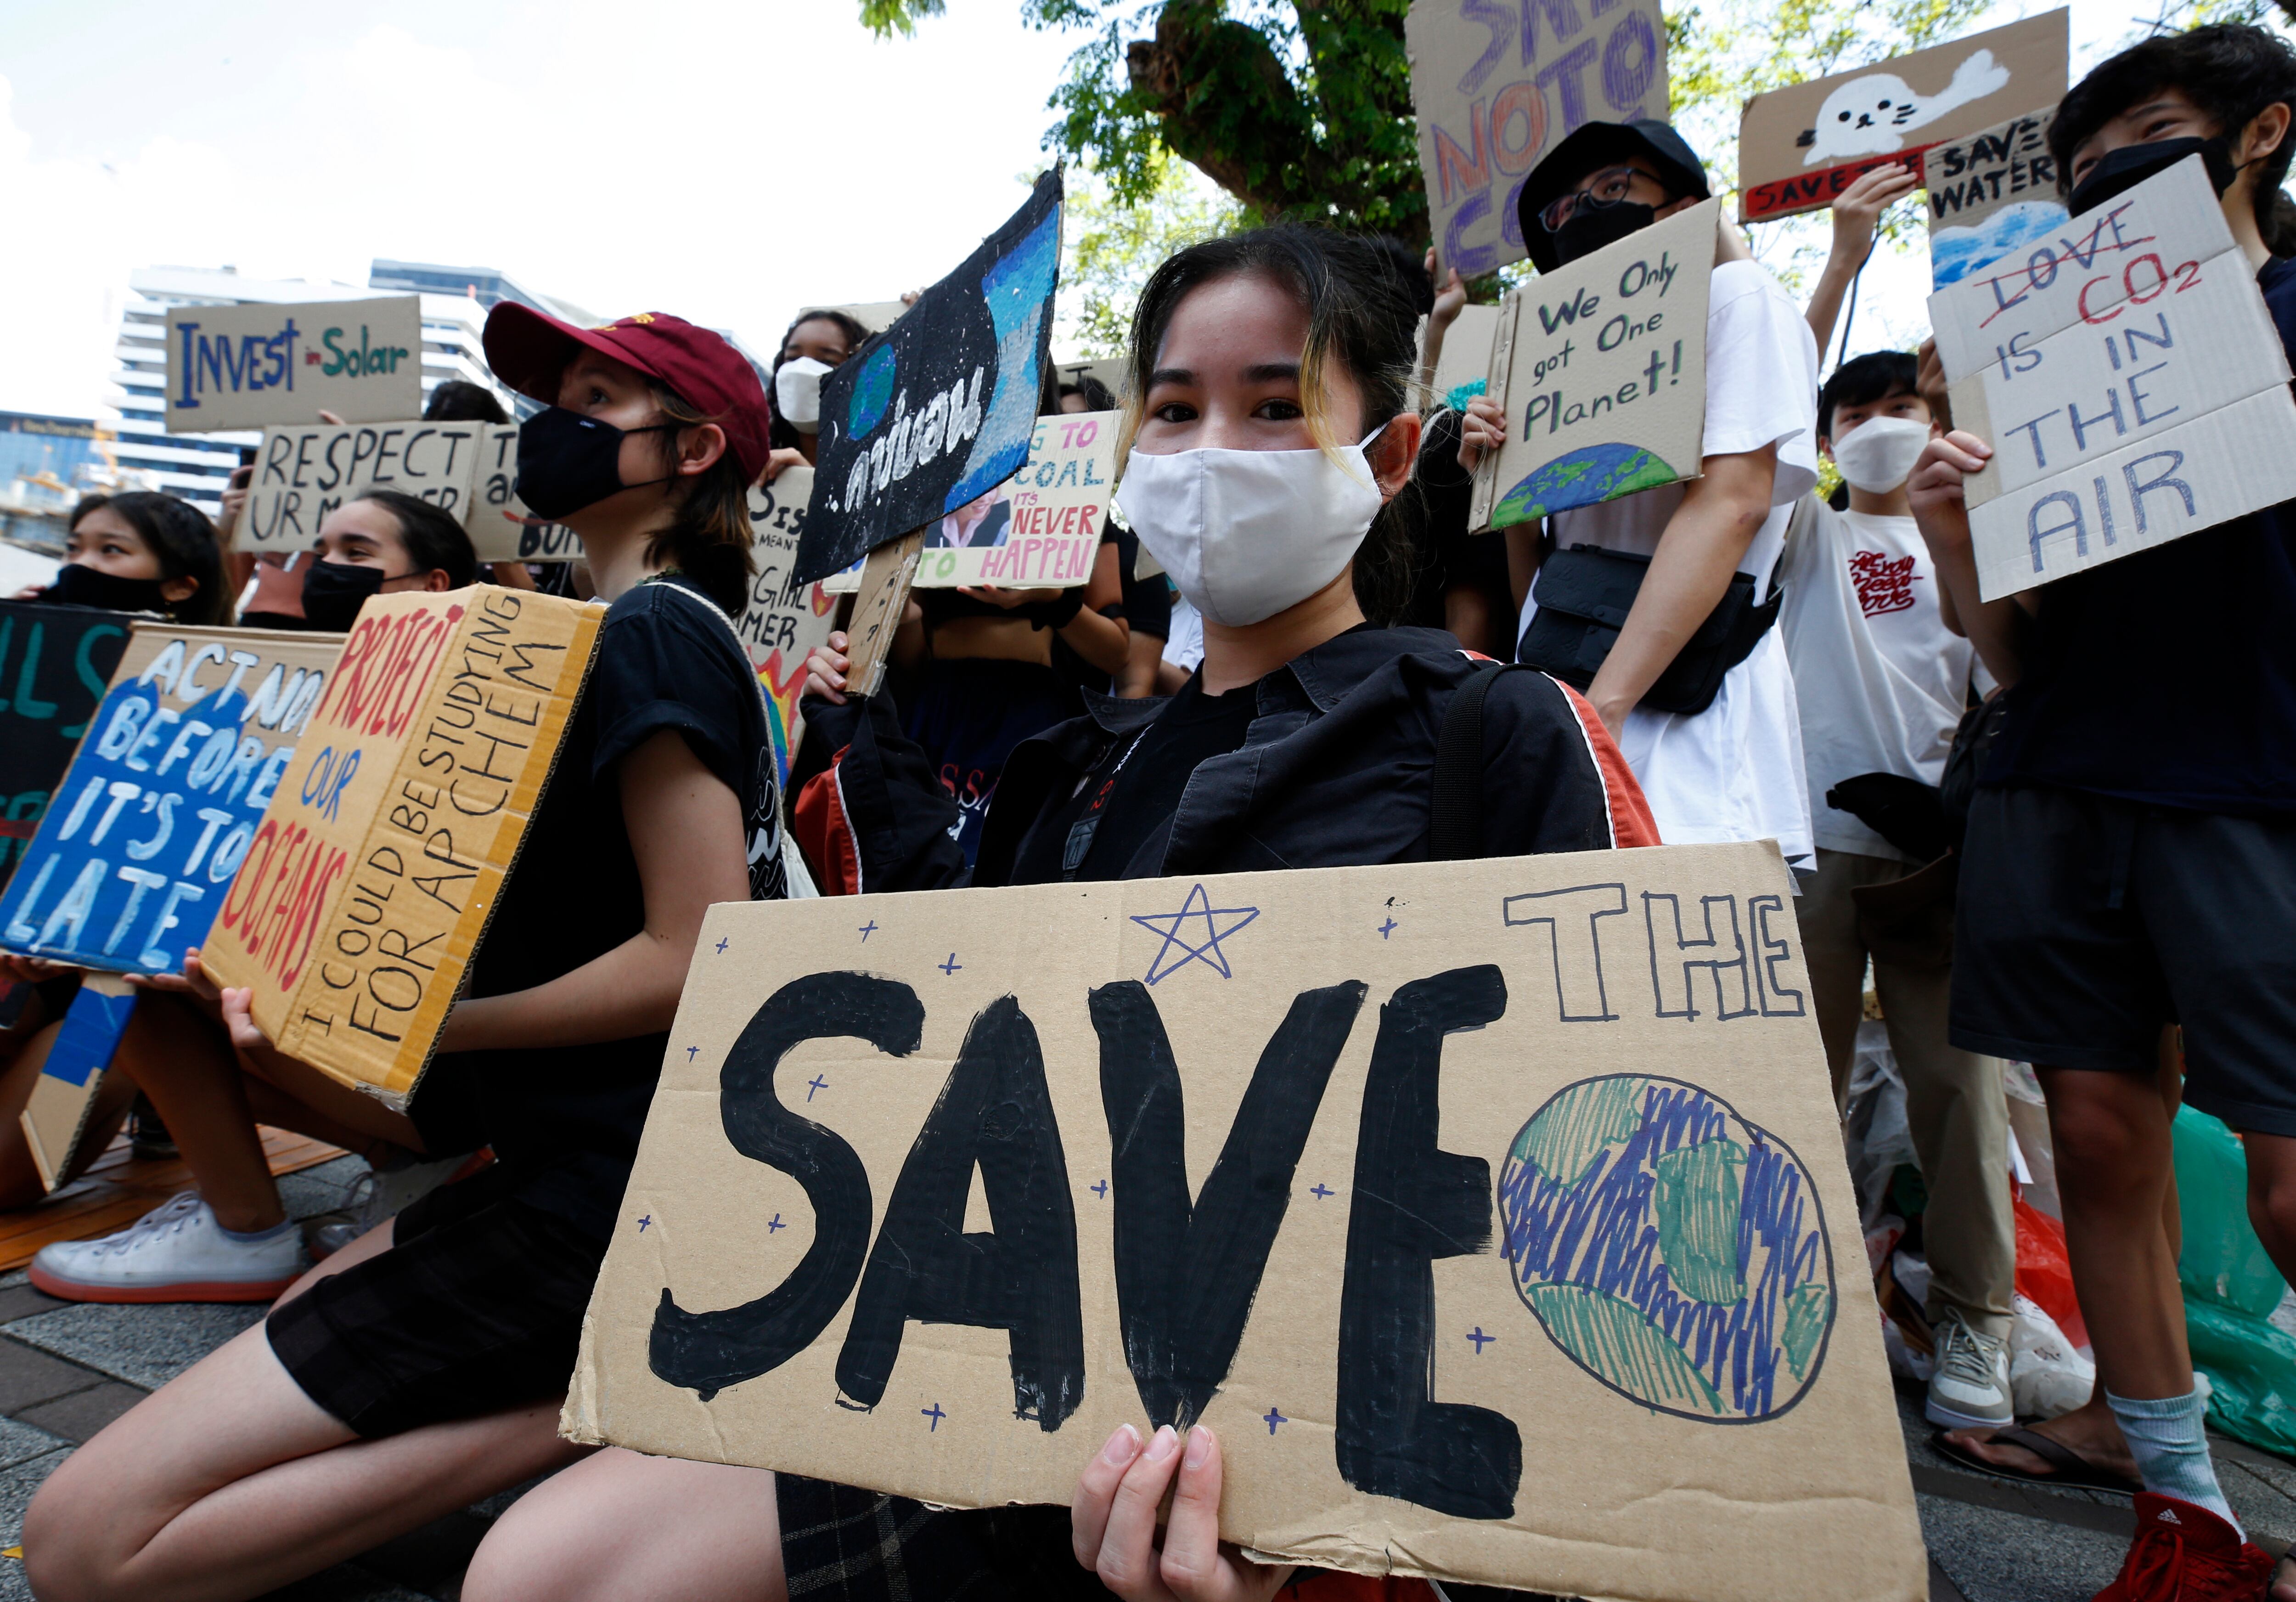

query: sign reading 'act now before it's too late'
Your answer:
[1930,156,2296,599]
[572,841,1926,1602]
[164,297,423,434]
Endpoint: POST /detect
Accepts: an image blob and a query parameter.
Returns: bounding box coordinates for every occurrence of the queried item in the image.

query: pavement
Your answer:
[0,1156,2285,1601]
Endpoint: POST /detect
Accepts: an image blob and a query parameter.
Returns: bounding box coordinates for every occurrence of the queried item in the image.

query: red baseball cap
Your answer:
[483,304,774,482]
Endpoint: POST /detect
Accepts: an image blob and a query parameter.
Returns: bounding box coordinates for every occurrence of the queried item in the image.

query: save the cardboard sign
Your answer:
[1736,12,2066,222]
[1470,199,1714,532]
[238,421,490,554]
[1925,107,2066,289]
[795,171,1064,584]
[1405,0,1669,277]
[164,297,424,433]
[0,623,344,972]
[569,841,1924,1602]
[736,468,840,785]
[1929,157,2296,600]
[200,587,603,1104]
[826,410,1120,592]
[0,602,131,891]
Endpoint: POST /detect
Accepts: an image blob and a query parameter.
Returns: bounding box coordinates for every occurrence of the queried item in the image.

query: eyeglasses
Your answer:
[1537,165,1645,234]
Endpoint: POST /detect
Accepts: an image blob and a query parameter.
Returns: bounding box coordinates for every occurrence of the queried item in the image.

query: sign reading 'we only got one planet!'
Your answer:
[165,296,423,433]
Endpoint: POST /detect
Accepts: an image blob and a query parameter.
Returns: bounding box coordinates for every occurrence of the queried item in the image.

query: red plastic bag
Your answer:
[2015,1192,2089,1349]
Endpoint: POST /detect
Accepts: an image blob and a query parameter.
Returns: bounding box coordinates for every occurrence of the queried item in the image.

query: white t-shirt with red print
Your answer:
[1778,503,1975,862]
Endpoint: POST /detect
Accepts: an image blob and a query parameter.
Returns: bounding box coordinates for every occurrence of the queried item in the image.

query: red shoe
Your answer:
[2094,1494,2273,1601]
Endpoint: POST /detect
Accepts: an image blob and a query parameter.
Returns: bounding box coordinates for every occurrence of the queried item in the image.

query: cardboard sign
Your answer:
[737,468,840,786]
[569,840,1923,1599]
[0,602,132,891]
[239,421,490,554]
[1425,302,1504,415]
[795,172,1064,584]
[1736,12,2066,222]
[826,411,1120,592]
[1406,0,1669,278]
[164,297,423,433]
[827,301,911,335]
[198,587,603,1105]
[1469,200,1715,532]
[1925,108,2066,289]
[1929,157,2296,600]
[0,623,344,972]
[19,975,136,1192]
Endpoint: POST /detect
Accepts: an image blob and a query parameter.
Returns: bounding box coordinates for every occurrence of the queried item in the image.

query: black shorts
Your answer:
[266,1164,608,1438]
[1953,785,2296,1134]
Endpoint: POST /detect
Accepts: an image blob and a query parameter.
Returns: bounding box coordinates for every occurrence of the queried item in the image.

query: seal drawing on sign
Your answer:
[1798,49,2013,164]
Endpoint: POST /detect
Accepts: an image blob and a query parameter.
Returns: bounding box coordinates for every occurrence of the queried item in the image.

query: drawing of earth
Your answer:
[1498,1074,1835,1422]
[1493,443,1676,527]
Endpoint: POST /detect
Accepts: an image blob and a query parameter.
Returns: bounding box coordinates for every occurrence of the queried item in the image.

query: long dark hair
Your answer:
[644,384,757,616]
[766,310,872,452]
[1124,225,1429,624]
[92,491,233,626]
[355,489,479,587]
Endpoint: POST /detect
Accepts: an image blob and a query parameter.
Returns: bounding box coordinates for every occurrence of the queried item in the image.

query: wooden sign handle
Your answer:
[842,529,926,700]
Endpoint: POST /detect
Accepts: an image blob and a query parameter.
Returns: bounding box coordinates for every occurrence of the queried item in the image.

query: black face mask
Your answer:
[514,407,673,521]
[45,561,171,615]
[2068,135,2238,217]
[300,559,404,633]
[1553,200,1656,265]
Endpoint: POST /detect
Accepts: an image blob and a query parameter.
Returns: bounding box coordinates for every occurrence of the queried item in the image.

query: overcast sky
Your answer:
[0,0,2245,420]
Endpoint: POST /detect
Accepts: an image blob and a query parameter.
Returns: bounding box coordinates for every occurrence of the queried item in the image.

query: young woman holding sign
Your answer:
[453,225,1654,1602]
[22,308,791,1602]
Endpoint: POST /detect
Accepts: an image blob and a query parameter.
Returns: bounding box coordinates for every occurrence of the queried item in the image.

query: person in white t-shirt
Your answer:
[1463,119,1820,867]
[1778,349,2015,1436]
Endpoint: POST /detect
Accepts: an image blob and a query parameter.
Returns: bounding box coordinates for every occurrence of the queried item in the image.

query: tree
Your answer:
[1060,150,1244,355]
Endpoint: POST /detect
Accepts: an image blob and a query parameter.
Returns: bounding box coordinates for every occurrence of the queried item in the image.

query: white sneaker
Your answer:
[30,1192,307,1304]
[310,1150,484,1258]
[1926,1307,2015,1429]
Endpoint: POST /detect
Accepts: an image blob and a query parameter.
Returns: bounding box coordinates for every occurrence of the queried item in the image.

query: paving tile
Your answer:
[13,1381,145,1444]
[0,1420,65,1475]
[5,1303,262,1390]
[1918,1490,2127,1602]
[0,1446,70,1595]
[0,1338,107,1414]
[0,1285,65,1328]
[281,1157,366,1223]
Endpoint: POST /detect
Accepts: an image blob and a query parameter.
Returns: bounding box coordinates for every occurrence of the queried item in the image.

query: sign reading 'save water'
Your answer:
[164,297,423,434]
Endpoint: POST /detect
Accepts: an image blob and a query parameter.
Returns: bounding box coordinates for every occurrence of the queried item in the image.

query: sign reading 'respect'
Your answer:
[164,296,423,434]
[572,841,1926,1602]
[1929,156,2296,600]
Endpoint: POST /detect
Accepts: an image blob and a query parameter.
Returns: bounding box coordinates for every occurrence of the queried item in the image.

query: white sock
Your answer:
[2108,1388,2242,1534]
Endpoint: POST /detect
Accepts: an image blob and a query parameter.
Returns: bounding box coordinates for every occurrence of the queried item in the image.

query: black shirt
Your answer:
[421,573,781,1234]
[1404,408,1515,640]
[1981,255,2296,816]
[1011,672,1259,883]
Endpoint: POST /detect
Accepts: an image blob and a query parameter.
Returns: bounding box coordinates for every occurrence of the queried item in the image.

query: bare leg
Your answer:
[24,1226,588,1602]
[108,994,283,1233]
[462,1449,785,1602]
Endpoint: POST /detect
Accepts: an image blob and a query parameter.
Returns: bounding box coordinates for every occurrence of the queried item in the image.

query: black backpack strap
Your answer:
[1430,661,1508,861]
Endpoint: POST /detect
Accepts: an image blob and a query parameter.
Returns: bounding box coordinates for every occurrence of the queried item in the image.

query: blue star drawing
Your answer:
[1130,883,1260,985]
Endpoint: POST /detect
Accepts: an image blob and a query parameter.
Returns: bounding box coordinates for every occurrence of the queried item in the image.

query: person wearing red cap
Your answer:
[21,307,799,1602]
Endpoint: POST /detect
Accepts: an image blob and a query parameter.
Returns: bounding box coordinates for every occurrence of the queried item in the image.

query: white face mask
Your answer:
[774,357,831,434]
[1829,414,1930,494]
[1114,429,1387,628]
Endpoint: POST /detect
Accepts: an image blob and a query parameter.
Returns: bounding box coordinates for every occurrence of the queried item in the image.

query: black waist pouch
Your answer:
[1516,542,1781,716]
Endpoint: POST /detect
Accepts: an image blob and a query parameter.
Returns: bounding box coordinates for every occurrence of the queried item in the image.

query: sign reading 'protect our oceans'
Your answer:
[164,297,424,434]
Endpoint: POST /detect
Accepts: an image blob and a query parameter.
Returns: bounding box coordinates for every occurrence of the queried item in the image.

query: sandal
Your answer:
[1929,1425,2142,1495]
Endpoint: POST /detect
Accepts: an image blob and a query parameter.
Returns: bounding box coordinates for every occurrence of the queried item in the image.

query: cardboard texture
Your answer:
[1737,12,2066,222]
[1470,200,1715,532]
[796,172,1064,585]
[163,297,423,433]
[0,622,345,973]
[197,587,603,1105]
[1928,157,2296,600]
[1406,0,1669,277]
[840,532,926,700]
[20,975,136,1193]
[737,468,841,785]
[1425,302,1503,415]
[569,841,1925,1602]
[1924,107,2065,289]
[0,601,132,892]
[828,301,911,335]
[826,411,1120,592]
[238,421,490,554]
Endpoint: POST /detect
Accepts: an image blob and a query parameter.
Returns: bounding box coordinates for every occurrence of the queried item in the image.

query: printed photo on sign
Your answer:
[1924,108,2065,289]
[1470,200,1715,531]
[163,297,424,433]
[1406,0,1669,277]
[1735,12,2066,222]
[795,173,1064,585]
[1927,156,2296,599]
[572,842,1925,1602]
